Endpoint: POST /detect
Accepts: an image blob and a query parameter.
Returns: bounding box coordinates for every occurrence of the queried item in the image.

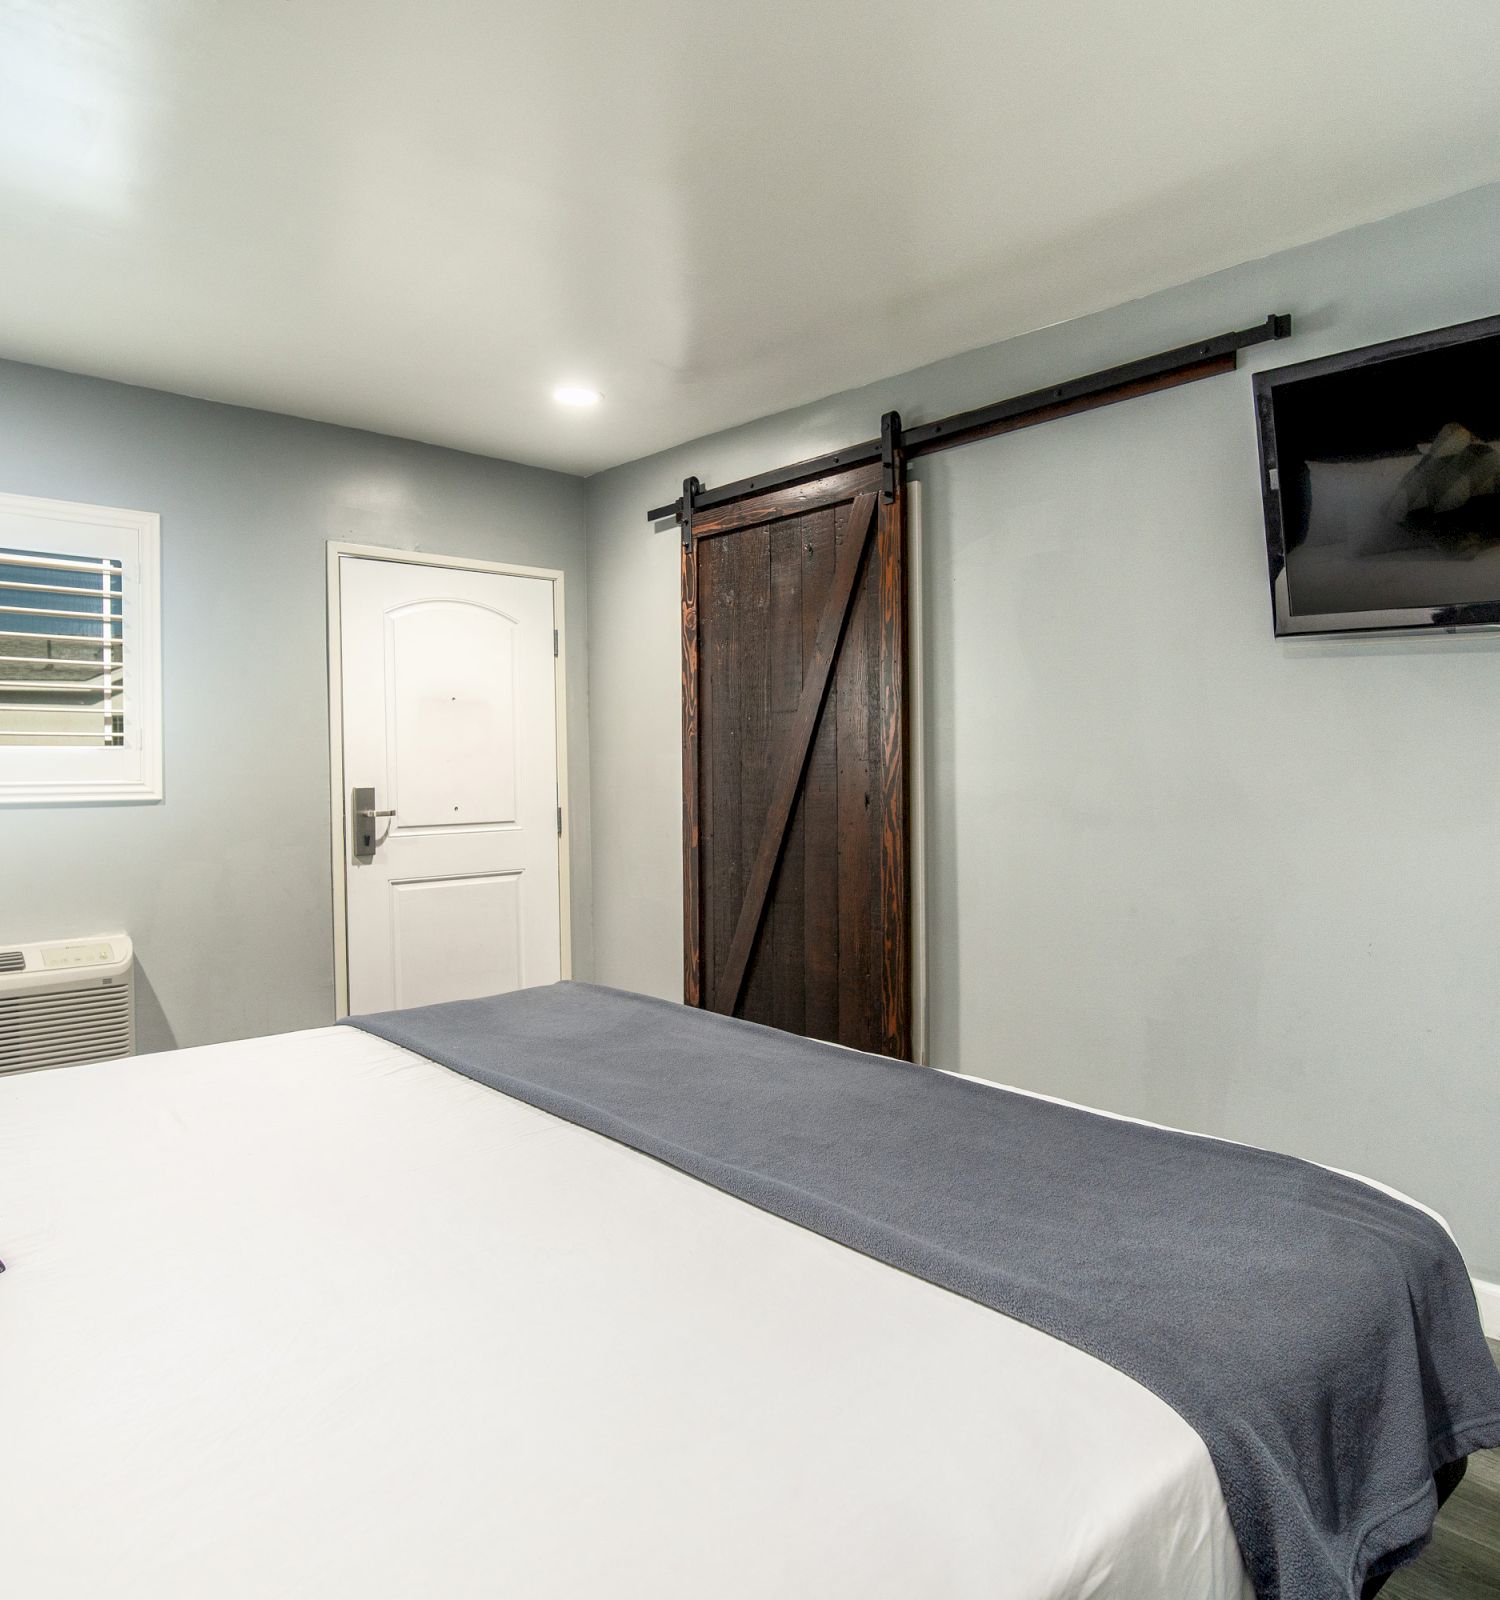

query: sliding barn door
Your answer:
[683,463,910,1059]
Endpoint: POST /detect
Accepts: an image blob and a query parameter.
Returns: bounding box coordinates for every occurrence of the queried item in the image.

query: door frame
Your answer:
[325,540,572,1019]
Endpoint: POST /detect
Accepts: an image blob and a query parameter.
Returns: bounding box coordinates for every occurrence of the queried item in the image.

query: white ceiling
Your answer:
[2,2,1499,477]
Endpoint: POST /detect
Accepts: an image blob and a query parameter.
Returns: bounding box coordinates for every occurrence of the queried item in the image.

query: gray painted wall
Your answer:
[0,360,592,1050]
[585,182,1500,1279]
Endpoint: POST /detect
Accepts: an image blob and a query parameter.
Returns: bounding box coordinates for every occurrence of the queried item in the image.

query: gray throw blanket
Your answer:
[344,982,1500,1600]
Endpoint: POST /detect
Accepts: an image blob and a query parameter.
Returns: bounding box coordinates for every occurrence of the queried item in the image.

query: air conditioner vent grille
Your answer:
[0,960,134,1074]
[0,951,23,973]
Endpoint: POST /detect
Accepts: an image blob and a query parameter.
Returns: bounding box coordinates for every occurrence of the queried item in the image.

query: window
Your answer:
[0,492,161,804]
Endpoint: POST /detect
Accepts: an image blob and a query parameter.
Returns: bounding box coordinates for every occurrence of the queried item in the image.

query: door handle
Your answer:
[352,786,395,860]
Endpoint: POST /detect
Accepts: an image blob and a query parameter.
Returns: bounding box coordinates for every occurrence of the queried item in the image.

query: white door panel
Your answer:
[387,599,518,827]
[340,556,561,1015]
[391,872,524,1009]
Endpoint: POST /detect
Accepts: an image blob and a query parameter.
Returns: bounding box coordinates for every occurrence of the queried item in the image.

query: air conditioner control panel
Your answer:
[41,941,120,971]
[0,935,133,981]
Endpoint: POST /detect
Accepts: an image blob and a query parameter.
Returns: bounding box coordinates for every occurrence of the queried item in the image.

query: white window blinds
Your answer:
[0,549,125,748]
[0,494,160,804]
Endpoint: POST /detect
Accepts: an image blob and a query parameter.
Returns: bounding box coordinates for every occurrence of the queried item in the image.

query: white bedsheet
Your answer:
[0,1026,1259,1600]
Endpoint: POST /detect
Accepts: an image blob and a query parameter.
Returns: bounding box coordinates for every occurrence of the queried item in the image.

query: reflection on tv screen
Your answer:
[1257,320,1500,633]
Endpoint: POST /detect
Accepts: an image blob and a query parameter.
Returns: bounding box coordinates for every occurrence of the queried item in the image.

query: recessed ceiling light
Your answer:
[553,384,602,408]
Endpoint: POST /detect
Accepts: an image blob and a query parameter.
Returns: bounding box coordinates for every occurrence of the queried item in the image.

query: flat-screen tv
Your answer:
[1254,314,1500,636]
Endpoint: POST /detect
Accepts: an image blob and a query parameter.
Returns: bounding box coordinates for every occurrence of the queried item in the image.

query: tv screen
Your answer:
[1254,314,1500,636]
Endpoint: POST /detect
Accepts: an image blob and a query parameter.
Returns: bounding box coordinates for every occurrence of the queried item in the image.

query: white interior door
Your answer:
[338,554,563,1014]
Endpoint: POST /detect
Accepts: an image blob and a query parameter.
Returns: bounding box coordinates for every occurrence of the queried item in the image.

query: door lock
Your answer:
[352,786,395,860]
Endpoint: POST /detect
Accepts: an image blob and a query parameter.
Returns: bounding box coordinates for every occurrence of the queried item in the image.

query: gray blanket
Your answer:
[344,982,1500,1600]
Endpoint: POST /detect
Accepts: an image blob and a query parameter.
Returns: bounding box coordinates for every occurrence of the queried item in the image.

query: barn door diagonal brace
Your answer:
[713,490,879,1015]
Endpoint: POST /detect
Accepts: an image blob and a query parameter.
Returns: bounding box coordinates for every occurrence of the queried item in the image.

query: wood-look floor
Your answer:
[1383,1338,1500,1600]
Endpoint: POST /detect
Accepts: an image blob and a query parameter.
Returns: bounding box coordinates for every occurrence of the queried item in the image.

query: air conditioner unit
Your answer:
[0,934,135,1074]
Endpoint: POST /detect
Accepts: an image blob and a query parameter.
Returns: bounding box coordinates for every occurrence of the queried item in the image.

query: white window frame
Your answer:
[0,491,162,805]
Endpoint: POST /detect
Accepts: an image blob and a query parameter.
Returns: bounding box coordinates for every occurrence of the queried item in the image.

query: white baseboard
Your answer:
[1474,1276,1500,1340]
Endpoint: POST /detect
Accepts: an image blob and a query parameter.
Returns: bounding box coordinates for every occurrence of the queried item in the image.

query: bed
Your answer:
[1,984,1493,1600]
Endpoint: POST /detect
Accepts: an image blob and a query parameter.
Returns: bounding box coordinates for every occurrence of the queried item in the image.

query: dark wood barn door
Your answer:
[682,462,911,1059]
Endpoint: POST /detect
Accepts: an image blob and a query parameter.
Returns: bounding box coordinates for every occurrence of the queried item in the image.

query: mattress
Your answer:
[0,1024,1280,1599]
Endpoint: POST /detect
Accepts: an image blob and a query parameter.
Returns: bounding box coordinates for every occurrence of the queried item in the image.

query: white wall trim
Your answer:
[325,540,572,1018]
[1473,1275,1500,1340]
[907,482,929,1066]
